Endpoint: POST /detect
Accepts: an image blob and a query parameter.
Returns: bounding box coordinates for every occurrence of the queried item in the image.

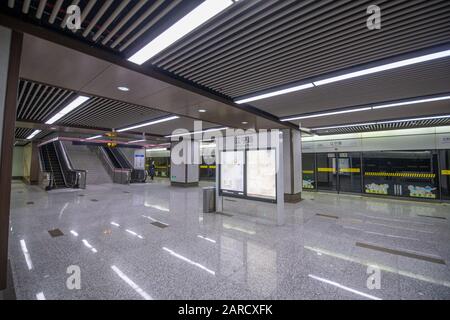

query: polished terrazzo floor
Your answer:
[8,180,450,300]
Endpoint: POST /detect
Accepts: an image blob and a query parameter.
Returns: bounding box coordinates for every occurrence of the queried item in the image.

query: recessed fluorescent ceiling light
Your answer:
[282,94,450,121]
[198,109,207,113]
[313,114,450,130]
[165,127,228,138]
[281,107,371,121]
[235,83,314,104]
[26,130,42,140]
[45,96,90,124]
[314,49,450,86]
[117,116,179,132]
[128,0,235,65]
[372,95,450,109]
[86,135,102,140]
[117,86,130,91]
[128,139,146,143]
[147,148,167,152]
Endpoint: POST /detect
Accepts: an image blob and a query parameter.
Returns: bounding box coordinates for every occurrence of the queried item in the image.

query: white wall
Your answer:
[12,146,24,177]
[302,126,450,153]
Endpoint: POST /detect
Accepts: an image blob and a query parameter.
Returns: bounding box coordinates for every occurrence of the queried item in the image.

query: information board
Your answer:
[246,149,276,200]
[220,150,244,193]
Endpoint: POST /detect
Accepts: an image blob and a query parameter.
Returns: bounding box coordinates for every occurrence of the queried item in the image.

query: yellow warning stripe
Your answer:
[303,170,314,174]
[364,172,435,178]
[339,168,361,173]
[317,168,335,173]
[200,165,216,169]
[442,170,450,176]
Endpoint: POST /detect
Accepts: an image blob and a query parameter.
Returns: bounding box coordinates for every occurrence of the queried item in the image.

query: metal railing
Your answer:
[38,141,87,190]
[56,141,87,189]
[93,146,131,184]
[38,148,53,190]
[111,147,146,183]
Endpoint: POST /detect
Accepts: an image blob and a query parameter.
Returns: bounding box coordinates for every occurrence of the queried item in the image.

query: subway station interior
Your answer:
[0,0,450,301]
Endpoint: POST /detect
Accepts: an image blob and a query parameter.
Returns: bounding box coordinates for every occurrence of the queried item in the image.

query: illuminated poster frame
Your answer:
[219,148,277,203]
[218,150,245,196]
[246,149,277,201]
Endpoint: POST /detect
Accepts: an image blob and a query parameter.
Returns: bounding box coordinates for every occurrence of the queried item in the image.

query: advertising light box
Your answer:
[220,150,244,194]
[246,149,276,200]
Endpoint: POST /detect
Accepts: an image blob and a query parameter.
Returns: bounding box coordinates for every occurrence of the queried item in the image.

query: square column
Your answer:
[0,27,22,290]
[170,139,200,187]
[282,129,303,203]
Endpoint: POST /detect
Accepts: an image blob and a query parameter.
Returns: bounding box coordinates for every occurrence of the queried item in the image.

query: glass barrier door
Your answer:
[316,153,338,191]
[337,152,362,193]
[439,149,450,201]
[302,153,316,190]
[362,150,439,200]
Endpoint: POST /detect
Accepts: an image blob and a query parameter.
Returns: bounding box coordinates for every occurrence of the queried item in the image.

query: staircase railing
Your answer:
[113,148,147,183]
[56,141,87,189]
[92,146,130,184]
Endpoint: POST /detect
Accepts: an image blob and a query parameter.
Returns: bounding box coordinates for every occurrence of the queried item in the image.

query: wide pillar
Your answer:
[0,27,22,291]
[22,141,40,185]
[170,139,200,187]
[282,129,302,203]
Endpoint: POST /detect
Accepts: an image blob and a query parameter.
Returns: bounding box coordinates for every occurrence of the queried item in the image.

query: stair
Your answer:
[62,141,112,185]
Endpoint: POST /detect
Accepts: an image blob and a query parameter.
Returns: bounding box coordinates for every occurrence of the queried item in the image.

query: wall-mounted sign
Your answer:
[134,149,145,169]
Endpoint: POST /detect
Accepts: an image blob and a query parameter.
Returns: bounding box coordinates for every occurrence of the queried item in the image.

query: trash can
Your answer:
[203,187,216,213]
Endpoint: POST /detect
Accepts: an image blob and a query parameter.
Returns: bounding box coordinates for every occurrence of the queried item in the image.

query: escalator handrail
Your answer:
[57,141,87,187]
[111,148,132,169]
[52,142,69,187]
[98,146,129,173]
[45,145,57,188]
[39,145,56,189]
[103,147,122,169]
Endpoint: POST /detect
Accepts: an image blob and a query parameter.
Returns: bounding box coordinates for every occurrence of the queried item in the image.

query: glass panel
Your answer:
[316,153,337,191]
[200,151,216,181]
[439,149,450,200]
[338,152,362,193]
[302,153,316,190]
[362,151,439,199]
[147,157,170,177]
[246,149,277,200]
[220,150,245,194]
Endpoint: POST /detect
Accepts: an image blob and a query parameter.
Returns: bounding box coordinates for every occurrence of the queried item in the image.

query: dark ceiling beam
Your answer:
[0,13,301,132]
[15,119,167,139]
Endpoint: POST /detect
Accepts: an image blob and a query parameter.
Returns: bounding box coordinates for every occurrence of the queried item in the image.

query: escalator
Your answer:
[101,147,146,183]
[40,142,66,188]
[39,141,86,190]
[103,147,122,168]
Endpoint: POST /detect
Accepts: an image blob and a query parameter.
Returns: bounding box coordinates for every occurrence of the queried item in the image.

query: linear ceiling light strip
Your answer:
[313,114,450,131]
[154,0,264,67]
[26,130,42,140]
[281,94,450,121]
[165,127,228,138]
[234,48,450,103]
[45,96,90,124]
[119,0,183,52]
[117,115,179,132]
[110,0,165,49]
[127,0,235,64]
